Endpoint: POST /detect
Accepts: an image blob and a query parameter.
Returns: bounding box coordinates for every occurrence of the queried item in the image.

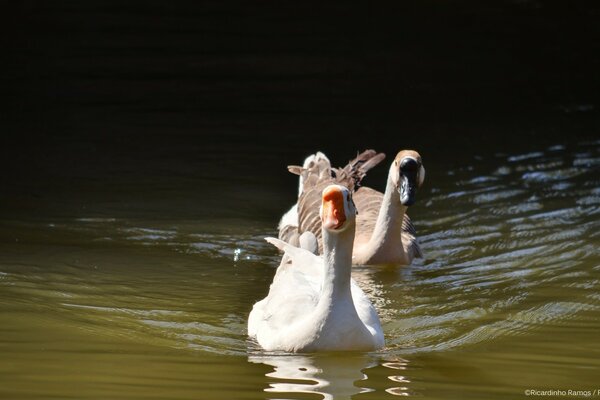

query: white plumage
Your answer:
[249,185,384,352]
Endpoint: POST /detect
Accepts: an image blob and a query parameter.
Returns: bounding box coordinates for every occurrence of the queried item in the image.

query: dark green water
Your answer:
[1,138,599,399]
[1,2,600,399]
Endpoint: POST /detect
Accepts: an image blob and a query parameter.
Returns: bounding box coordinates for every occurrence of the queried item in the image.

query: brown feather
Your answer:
[293,150,386,253]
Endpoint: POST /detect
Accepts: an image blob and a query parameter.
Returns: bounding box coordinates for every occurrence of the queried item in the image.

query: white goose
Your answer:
[282,150,425,266]
[248,185,384,352]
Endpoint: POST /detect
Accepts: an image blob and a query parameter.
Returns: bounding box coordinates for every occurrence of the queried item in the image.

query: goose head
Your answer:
[293,152,331,197]
[320,185,357,231]
[391,150,425,206]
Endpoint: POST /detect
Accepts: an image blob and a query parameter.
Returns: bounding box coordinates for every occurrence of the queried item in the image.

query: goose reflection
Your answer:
[248,353,379,399]
[383,359,412,396]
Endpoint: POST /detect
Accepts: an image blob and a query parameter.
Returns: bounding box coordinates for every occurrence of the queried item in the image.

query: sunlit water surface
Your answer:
[1,139,599,399]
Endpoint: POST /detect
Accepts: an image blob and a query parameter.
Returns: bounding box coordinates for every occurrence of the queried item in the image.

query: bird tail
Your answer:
[265,236,310,260]
[334,149,386,189]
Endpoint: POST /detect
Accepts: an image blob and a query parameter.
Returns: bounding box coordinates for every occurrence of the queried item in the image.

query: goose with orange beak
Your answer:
[248,184,384,352]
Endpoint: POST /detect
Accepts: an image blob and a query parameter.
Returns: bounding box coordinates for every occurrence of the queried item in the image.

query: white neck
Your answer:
[319,223,355,303]
[308,220,377,350]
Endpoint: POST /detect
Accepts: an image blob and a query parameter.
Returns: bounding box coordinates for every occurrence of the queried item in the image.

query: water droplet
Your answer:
[233,248,241,262]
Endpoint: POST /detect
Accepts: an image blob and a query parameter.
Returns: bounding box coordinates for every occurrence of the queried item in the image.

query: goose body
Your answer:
[249,185,384,352]
[277,152,331,248]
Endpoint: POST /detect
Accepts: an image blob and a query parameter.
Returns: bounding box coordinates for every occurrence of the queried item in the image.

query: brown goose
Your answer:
[283,150,425,266]
[352,150,425,265]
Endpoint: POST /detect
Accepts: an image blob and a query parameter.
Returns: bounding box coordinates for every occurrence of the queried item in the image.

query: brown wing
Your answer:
[353,186,384,245]
[331,150,386,190]
[278,224,301,247]
[296,150,386,253]
[402,213,422,259]
[278,153,333,246]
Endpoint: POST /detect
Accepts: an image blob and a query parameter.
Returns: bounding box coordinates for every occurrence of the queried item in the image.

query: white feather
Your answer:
[249,187,384,352]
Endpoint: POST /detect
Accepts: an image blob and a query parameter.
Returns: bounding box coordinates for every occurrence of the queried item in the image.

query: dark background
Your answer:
[1,1,599,220]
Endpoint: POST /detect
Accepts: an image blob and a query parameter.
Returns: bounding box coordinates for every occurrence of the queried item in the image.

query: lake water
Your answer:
[1,136,598,399]
[2,2,600,399]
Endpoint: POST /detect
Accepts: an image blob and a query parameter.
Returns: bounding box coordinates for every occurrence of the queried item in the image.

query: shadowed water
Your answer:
[2,1,600,398]
[1,138,598,399]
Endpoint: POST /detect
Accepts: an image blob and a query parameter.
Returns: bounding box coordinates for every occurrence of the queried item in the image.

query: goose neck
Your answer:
[320,225,354,300]
[368,172,407,248]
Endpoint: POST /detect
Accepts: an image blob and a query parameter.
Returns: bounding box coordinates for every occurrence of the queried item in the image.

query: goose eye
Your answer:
[347,194,358,215]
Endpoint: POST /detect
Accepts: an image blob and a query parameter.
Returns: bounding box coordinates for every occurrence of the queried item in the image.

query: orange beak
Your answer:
[322,186,346,230]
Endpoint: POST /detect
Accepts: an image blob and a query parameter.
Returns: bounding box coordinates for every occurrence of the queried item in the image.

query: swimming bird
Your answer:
[351,150,425,265]
[248,185,384,352]
[283,150,425,265]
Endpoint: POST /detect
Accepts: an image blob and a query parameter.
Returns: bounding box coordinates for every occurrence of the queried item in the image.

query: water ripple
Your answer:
[364,140,600,357]
[1,139,598,378]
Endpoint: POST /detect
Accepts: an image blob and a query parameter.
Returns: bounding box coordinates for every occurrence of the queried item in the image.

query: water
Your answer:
[2,2,600,399]
[1,138,599,399]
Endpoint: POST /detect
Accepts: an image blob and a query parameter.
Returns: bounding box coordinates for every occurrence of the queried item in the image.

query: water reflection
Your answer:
[376,140,600,354]
[249,353,389,399]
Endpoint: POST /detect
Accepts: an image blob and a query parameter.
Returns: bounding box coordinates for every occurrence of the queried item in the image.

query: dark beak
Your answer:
[398,158,419,206]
